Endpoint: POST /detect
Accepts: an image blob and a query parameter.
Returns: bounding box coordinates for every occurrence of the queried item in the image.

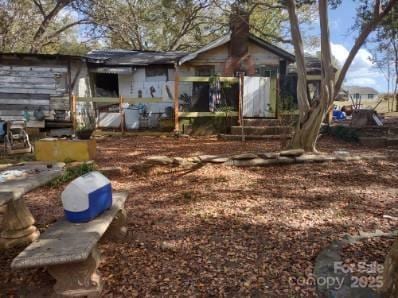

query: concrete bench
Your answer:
[0,163,64,249]
[11,191,128,297]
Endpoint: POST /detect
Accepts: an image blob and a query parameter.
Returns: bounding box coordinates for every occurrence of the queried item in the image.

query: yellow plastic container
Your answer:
[35,138,96,162]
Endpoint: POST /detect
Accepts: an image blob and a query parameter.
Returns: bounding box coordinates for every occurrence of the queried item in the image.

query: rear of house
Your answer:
[0,7,299,136]
[343,86,379,101]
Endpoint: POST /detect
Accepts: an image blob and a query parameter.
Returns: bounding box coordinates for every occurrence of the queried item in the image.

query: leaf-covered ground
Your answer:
[0,135,397,297]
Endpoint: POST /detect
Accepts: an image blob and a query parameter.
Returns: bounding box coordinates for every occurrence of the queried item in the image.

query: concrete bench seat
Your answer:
[11,191,128,297]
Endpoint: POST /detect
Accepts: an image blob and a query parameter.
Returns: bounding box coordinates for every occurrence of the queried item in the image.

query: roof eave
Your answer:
[248,35,295,62]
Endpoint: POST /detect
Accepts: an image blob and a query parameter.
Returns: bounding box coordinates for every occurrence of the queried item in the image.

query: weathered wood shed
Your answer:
[0,53,89,126]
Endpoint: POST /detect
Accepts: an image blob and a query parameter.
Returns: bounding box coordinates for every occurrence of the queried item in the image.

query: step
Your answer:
[387,137,398,146]
[243,119,281,126]
[231,126,292,136]
[387,127,398,136]
[358,136,387,147]
[219,134,292,141]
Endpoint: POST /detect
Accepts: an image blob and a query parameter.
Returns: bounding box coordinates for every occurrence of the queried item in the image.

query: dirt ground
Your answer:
[1,135,397,297]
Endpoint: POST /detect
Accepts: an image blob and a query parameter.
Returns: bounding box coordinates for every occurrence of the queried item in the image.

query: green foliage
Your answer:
[48,162,95,187]
[0,0,92,53]
[84,0,224,51]
[0,0,319,54]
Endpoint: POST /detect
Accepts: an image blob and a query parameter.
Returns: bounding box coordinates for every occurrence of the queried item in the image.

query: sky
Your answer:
[306,2,389,92]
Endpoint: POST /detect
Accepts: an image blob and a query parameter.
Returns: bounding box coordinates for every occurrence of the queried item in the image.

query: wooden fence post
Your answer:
[238,73,245,142]
[72,95,77,131]
[120,96,125,135]
[174,66,180,132]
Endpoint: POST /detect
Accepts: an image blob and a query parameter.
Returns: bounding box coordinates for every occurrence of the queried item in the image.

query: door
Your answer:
[243,76,273,118]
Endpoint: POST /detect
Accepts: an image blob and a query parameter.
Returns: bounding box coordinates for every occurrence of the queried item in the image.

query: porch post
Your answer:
[174,65,180,132]
[120,96,125,135]
[238,73,245,142]
[276,70,280,119]
[72,95,77,131]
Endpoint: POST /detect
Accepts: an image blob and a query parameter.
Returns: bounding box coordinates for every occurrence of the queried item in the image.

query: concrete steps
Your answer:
[358,136,398,147]
[222,118,293,140]
[387,137,398,146]
[230,126,292,135]
[219,134,292,141]
[243,119,281,126]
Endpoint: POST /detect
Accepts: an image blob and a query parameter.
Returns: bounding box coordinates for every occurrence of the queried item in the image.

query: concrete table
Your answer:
[0,163,64,249]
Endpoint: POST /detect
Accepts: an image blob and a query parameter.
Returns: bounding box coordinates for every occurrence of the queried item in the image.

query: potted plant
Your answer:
[75,103,96,140]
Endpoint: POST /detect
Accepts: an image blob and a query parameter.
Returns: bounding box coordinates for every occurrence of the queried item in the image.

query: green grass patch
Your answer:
[48,162,95,187]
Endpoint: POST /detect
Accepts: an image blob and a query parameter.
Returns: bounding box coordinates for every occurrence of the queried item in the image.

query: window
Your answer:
[355,93,360,100]
[368,94,374,99]
[195,66,215,77]
[255,66,277,77]
[145,66,168,78]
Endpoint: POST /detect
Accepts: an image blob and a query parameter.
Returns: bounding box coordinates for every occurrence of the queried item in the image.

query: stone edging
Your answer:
[314,230,398,298]
[142,149,388,169]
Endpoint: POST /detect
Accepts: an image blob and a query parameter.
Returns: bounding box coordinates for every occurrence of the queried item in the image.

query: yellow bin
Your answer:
[35,138,96,162]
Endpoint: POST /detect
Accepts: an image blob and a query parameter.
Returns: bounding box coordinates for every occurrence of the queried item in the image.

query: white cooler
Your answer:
[61,171,112,223]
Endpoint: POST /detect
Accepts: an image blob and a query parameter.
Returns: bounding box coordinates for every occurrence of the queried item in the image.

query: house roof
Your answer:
[0,52,83,61]
[86,49,186,66]
[343,86,379,95]
[287,55,338,75]
[178,33,295,65]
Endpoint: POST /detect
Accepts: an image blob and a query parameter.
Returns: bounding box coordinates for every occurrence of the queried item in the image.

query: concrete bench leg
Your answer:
[103,208,127,241]
[0,198,40,249]
[48,246,102,297]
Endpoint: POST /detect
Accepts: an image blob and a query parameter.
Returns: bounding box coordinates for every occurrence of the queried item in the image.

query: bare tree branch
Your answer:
[334,0,398,96]
[287,0,310,120]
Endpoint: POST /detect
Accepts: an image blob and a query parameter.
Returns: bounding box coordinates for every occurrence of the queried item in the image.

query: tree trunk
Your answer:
[290,102,326,152]
[286,0,397,152]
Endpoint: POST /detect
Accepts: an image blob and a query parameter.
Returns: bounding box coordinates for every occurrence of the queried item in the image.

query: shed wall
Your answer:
[0,60,72,121]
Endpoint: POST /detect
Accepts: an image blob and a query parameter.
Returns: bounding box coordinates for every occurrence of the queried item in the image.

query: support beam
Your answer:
[174,66,180,132]
[48,246,102,297]
[71,95,77,131]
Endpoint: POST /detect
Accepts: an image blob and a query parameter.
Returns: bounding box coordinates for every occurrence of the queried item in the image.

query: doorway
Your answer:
[243,76,274,118]
[93,73,119,97]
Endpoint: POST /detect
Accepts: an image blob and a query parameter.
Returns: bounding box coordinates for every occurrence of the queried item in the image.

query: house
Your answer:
[0,7,299,135]
[343,86,379,101]
[281,55,331,109]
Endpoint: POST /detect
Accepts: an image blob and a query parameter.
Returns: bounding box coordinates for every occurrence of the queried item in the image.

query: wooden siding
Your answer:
[185,42,280,68]
[0,64,71,122]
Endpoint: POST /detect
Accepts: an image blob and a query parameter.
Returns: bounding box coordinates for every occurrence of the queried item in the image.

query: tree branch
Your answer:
[31,0,74,53]
[287,0,310,120]
[334,0,398,96]
[319,0,335,107]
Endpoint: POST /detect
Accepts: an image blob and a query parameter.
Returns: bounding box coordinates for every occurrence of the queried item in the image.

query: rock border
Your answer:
[140,150,388,169]
[314,230,398,298]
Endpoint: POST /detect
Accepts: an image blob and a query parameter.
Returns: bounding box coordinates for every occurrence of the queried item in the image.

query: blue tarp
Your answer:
[333,110,346,120]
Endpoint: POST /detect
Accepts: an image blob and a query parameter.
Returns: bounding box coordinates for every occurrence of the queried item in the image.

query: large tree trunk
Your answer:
[290,0,333,152]
[290,104,325,151]
[287,0,398,152]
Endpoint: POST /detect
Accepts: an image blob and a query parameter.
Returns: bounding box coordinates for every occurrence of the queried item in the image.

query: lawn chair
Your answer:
[3,120,33,155]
